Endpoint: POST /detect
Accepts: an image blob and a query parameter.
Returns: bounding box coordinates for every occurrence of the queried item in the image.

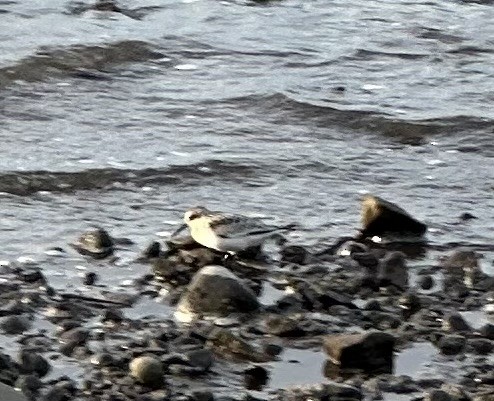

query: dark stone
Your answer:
[190,390,214,401]
[323,331,394,373]
[398,293,421,317]
[378,252,409,290]
[467,338,493,354]
[15,374,42,394]
[364,311,402,330]
[176,266,259,319]
[364,300,382,311]
[90,353,114,367]
[278,382,362,401]
[437,334,466,355]
[184,349,213,371]
[141,241,161,260]
[280,245,309,265]
[480,323,494,340]
[42,380,76,401]
[419,275,434,290]
[19,269,45,283]
[425,390,453,401]
[442,313,472,333]
[262,315,305,337]
[353,251,379,269]
[59,327,89,345]
[292,280,357,310]
[359,195,427,238]
[71,227,114,259]
[153,257,195,286]
[440,384,471,401]
[1,315,31,335]
[459,212,477,221]
[18,350,51,377]
[262,342,283,357]
[207,328,268,363]
[83,272,98,286]
[244,366,268,390]
[441,249,479,275]
[102,308,124,323]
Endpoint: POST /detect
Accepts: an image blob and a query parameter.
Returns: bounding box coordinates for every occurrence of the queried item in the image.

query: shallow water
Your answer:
[1,0,494,395]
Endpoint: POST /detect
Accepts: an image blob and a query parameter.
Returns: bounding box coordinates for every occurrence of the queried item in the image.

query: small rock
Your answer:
[480,323,494,340]
[141,241,162,260]
[467,338,493,354]
[207,328,268,362]
[359,194,427,238]
[1,315,31,335]
[278,382,362,401]
[323,331,394,372]
[190,390,214,401]
[437,334,466,355]
[364,299,382,311]
[175,265,259,320]
[442,313,472,333]
[425,389,453,401]
[15,374,42,394]
[419,275,434,290]
[459,212,477,221]
[19,269,45,283]
[280,245,309,265]
[262,315,305,337]
[42,380,76,401]
[441,249,479,275]
[59,327,89,345]
[262,342,283,357]
[440,383,471,401]
[71,227,114,259]
[244,366,268,390]
[18,350,51,377]
[378,252,409,290]
[184,349,213,371]
[129,355,164,388]
[90,353,114,367]
[102,308,124,323]
[83,272,97,286]
[398,293,422,317]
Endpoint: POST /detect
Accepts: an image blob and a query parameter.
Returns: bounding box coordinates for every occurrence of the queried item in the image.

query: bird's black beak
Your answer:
[170,223,188,238]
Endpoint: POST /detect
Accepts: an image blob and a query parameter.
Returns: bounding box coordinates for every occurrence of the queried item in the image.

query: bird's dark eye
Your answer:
[188,212,200,220]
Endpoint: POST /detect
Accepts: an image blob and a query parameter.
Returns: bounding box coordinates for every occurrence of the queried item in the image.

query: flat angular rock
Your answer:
[360,195,427,238]
[323,331,394,373]
[175,265,259,320]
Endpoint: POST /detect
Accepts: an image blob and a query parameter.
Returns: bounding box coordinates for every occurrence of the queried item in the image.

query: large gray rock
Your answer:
[360,195,427,238]
[175,265,259,321]
[323,331,394,373]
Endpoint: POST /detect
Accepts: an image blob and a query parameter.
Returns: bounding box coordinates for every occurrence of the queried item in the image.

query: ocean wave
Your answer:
[222,93,494,142]
[0,40,163,90]
[0,160,261,196]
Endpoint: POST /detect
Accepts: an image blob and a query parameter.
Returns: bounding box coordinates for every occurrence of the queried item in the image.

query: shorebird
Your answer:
[171,206,296,254]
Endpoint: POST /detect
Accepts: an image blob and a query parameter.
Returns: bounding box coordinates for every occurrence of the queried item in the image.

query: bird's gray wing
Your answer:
[208,214,278,239]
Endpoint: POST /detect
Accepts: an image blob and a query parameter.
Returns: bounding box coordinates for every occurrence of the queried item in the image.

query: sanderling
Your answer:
[171,206,296,253]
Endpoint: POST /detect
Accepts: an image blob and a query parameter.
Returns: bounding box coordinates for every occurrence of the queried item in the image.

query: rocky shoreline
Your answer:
[0,196,493,401]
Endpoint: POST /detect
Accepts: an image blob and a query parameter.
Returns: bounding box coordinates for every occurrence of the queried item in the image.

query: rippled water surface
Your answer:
[1,0,494,312]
